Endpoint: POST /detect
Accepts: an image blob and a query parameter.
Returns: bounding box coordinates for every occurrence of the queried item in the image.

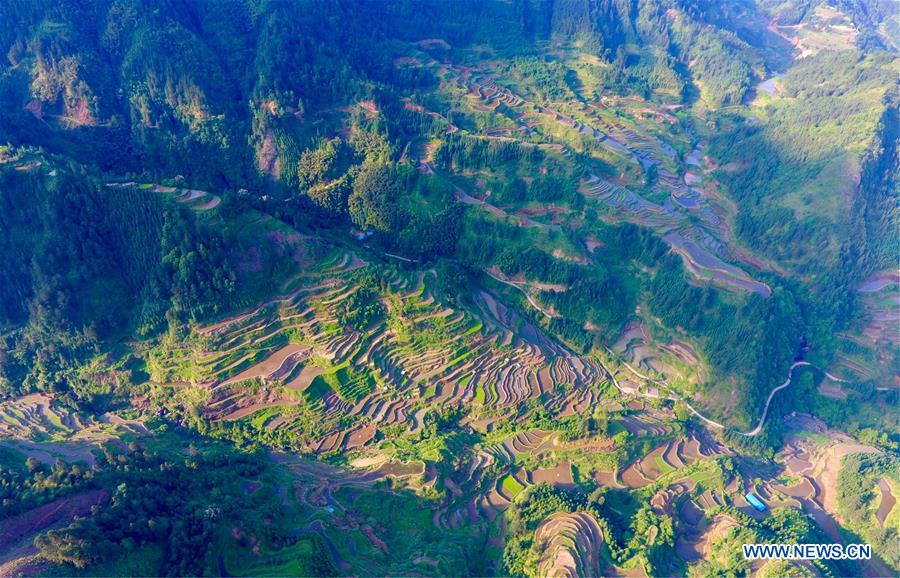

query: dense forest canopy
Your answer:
[0,1,897,576]
[0,0,795,183]
[0,0,895,424]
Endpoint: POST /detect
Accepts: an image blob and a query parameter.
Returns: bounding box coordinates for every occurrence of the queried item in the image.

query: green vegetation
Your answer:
[312,365,375,404]
[710,49,898,363]
[503,483,676,577]
[0,1,896,576]
[0,456,93,517]
[835,453,900,571]
[0,168,235,397]
[501,473,526,498]
[648,254,803,424]
[0,431,333,577]
[689,506,857,577]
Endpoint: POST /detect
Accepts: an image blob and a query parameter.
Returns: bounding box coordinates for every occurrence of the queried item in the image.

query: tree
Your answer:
[35,522,109,569]
[348,162,403,233]
[297,138,341,189]
[307,176,351,216]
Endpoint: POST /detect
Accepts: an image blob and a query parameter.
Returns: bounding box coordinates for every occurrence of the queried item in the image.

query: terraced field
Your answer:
[0,394,146,466]
[2,2,896,576]
[134,230,877,575]
[770,419,882,525]
[104,181,222,211]
[150,251,613,454]
[534,512,604,578]
[425,58,773,297]
[143,243,778,572]
[828,270,900,389]
[6,81,885,578]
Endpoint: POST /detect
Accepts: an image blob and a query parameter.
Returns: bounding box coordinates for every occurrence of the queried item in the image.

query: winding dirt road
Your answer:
[609,354,850,436]
[484,268,555,319]
[739,362,849,436]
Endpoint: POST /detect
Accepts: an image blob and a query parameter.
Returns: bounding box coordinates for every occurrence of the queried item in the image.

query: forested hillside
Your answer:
[0,0,895,433]
[2,0,893,418]
[0,156,235,395]
[0,1,897,576]
[0,0,784,184]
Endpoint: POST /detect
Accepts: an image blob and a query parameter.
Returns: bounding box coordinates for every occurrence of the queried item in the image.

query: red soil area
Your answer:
[0,489,109,553]
[344,424,377,450]
[24,100,43,120]
[221,343,310,386]
[286,364,326,392]
[876,478,895,528]
[532,461,574,487]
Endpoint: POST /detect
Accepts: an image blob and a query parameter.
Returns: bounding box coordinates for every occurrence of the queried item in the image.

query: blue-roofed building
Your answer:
[745,492,767,512]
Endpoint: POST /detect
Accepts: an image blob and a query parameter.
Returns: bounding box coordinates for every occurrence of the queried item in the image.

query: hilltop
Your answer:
[0,1,897,576]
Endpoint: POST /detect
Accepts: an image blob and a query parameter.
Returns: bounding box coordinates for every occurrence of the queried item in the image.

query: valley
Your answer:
[0,0,897,576]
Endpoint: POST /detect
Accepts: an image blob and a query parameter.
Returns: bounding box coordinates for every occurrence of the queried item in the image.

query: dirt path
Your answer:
[453,186,550,229]
[484,268,555,319]
[607,350,847,437]
[383,251,416,263]
[742,362,849,437]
